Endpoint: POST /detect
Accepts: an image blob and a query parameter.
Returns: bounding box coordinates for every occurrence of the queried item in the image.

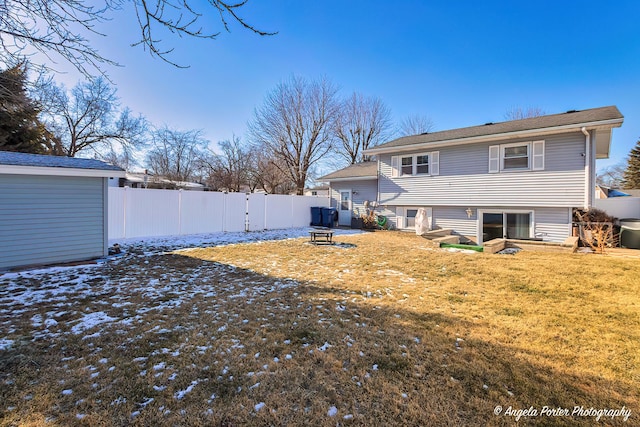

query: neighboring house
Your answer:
[108,171,206,191]
[595,185,633,198]
[596,185,640,198]
[322,106,624,244]
[320,162,378,226]
[0,151,125,269]
[304,185,330,197]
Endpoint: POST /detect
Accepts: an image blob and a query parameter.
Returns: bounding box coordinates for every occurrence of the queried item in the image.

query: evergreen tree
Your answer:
[622,139,640,189]
[0,64,48,154]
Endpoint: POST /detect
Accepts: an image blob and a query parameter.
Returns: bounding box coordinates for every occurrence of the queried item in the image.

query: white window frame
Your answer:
[400,155,413,176]
[396,206,432,230]
[489,140,544,173]
[392,152,439,177]
[502,142,530,171]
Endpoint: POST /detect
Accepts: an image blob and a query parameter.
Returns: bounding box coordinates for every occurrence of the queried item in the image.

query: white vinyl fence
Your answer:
[594,197,640,220]
[108,187,330,239]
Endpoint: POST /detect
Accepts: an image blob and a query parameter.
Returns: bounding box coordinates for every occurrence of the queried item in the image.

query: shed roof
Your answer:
[0,151,125,178]
[365,106,623,155]
[319,161,377,181]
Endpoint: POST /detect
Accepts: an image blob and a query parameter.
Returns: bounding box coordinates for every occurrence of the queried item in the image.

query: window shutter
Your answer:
[426,207,433,230]
[430,151,439,176]
[396,207,405,228]
[488,145,500,173]
[391,156,399,177]
[532,140,545,171]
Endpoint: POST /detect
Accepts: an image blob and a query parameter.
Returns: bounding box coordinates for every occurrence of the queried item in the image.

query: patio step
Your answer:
[421,228,454,240]
[435,235,459,245]
[423,234,459,248]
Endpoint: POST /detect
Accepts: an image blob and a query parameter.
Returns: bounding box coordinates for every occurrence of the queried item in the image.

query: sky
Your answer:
[47,0,640,176]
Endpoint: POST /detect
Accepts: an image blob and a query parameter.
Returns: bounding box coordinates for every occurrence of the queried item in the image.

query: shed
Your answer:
[0,151,125,270]
[319,161,378,227]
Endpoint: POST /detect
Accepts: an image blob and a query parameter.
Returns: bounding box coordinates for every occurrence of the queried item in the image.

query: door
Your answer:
[480,211,532,243]
[338,190,352,226]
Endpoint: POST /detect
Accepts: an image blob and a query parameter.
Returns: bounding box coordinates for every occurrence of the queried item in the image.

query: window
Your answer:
[406,208,418,228]
[392,152,439,177]
[503,144,529,169]
[488,141,544,173]
[396,206,432,230]
[311,191,317,196]
[416,155,429,174]
[401,156,413,176]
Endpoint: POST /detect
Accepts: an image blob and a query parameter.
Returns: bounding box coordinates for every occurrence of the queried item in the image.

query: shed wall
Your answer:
[0,174,105,269]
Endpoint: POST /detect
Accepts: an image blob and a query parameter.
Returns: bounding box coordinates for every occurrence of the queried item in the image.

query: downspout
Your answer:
[581,127,590,210]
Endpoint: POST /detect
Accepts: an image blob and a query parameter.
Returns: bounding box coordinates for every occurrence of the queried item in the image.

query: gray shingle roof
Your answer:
[320,161,377,180]
[0,151,123,171]
[367,106,623,152]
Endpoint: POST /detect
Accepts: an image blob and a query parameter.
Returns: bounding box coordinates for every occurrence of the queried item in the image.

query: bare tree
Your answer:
[146,127,207,182]
[0,0,274,76]
[504,106,546,121]
[36,76,147,157]
[334,92,392,164]
[597,163,626,188]
[398,114,435,136]
[250,151,296,194]
[200,135,253,192]
[248,76,339,195]
[102,148,138,171]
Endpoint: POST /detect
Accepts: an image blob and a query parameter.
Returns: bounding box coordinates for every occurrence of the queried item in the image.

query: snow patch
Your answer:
[174,380,199,400]
[0,338,14,350]
[71,312,117,335]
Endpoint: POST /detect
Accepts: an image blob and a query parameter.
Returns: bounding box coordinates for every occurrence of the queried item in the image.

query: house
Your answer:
[321,106,624,244]
[0,151,125,270]
[108,171,206,191]
[596,185,640,198]
[304,185,330,197]
[320,161,378,226]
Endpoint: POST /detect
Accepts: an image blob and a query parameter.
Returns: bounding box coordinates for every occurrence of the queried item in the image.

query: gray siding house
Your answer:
[320,162,378,226]
[323,106,624,244]
[0,151,125,269]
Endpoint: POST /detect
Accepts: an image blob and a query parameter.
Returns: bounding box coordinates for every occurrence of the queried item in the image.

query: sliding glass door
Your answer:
[481,211,532,243]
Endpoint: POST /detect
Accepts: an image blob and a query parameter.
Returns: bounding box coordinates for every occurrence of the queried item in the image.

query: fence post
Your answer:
[222,192,227,232]
[123,186,127,239]
[264,194,268,231]
[178,189,183,235]
[245,193,249,232]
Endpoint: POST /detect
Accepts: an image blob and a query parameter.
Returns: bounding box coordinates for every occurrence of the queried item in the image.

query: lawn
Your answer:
[0,230,638,426]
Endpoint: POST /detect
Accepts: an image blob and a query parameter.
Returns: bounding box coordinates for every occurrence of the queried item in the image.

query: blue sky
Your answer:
[56,0,640,174]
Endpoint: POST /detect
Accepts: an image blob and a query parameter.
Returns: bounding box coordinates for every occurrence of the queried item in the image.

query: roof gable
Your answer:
[319,161,377,181]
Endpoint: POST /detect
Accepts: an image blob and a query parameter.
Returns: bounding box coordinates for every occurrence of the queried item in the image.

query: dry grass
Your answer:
[0,231,638,426]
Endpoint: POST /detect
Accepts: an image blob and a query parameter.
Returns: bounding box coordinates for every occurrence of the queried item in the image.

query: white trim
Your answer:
[487,140,545,173]
[364,118,623,155]
[393,152,437,177]
[396,206,432,230]
[430,151,440,176]
[488,145,500,173]
[0,164,126,178]
[338,190,352,226]
[102,178,109,257]
[326,176,377,182]
[501,141,531,171]
[531,140,545,171]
